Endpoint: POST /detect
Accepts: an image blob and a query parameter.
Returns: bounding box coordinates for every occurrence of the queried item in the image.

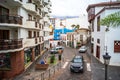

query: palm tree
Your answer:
[75,24,80,29]
[71,24,76,29]
[100,11,120,27]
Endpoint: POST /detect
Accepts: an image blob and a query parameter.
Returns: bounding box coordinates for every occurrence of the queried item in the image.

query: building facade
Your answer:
[87,1,120,66]
[67,28,90,48]
[0,0,51,79]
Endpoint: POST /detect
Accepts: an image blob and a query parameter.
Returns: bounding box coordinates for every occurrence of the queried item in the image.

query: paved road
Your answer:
[50,46,92,80]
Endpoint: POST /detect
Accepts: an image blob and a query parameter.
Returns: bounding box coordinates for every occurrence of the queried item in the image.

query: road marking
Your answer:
[62,62,68,69]
[87,63,91,71]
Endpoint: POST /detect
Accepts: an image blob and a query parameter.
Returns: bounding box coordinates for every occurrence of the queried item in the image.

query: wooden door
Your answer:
[0,30,9,39]
[96,45,100,59]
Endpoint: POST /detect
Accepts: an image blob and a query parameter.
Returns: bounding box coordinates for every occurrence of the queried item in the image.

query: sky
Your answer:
[50,0,115,16]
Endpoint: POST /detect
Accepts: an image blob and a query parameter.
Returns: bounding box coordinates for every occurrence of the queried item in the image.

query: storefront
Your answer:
[24,48,32,65]
[0,50,24,79]
[34,45,40,58]
[0,53,11,70]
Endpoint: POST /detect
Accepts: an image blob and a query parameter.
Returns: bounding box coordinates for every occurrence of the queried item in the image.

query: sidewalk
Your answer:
[87,46,120,80]
[14,50,64,80]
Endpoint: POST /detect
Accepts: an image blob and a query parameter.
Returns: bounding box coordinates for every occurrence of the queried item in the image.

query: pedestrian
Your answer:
[40,59,45,64]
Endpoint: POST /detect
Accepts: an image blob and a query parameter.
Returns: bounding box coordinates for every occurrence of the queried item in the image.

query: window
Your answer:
[0,5,9,15]
[91,38,94,41]
[28,31,32,38]
[37,32,39,37]
[28,0,32,3]
[0,53,11,70]
[34,31,36,37]
[92,20,94,32]
[28,14,32,21]
[35,5,37,11]
[24,48,32,65]
[97,39,100,44]
[114,40,120,53]
[97,16,100,31]
[0,30,9,39]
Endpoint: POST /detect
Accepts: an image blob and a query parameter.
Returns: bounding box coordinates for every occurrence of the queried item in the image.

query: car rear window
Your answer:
[73,58,82,63]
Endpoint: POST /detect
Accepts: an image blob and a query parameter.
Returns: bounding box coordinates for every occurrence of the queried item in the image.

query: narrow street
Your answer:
[50,46,92,80]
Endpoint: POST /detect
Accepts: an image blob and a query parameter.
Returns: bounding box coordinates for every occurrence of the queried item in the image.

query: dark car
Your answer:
[70,55,84,73]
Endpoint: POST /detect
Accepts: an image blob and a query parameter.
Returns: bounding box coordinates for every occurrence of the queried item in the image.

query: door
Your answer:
[96,45,100,59]
[0,30,10,39]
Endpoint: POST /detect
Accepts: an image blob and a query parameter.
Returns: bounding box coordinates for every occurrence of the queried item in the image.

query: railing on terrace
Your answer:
[0,15,23,25]
[32,62,62,80]
[0,39,23,50]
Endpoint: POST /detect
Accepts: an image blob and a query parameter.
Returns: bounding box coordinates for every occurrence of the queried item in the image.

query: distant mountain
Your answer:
[51,15,79,19]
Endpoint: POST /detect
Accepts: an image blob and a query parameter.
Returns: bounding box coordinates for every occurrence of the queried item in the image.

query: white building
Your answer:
[65,15,89,29]
[66,28,90,48]
[87,1,120,66]
[0,0,51,78]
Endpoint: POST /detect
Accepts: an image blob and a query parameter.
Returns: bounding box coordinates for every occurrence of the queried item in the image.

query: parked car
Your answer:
[56,46,64,51]
[70,55,84,73]
[49,46,64,54]
[78,46,87,53]
[49,48,59,54]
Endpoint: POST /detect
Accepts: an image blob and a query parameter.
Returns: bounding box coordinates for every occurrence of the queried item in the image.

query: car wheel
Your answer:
[81,69,84,73]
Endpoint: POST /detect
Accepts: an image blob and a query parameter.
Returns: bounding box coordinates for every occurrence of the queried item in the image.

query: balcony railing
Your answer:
[0,15,22,25]
[0,39,23,50]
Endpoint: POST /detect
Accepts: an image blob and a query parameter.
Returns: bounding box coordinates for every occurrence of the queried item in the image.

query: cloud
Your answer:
[51,0,110,16]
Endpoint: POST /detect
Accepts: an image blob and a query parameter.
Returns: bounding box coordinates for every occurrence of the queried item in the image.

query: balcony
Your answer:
[23,3,36,13]
[44,17,49,22]
[44,0,49,5]
[0,39,23,50]
[0,15,22,25]
[25,20,39,29]
[44,7,48,13]
[88,8,95,22]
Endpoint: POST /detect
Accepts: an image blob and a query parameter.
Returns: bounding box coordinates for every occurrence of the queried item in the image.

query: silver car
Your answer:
[78,46,87,53]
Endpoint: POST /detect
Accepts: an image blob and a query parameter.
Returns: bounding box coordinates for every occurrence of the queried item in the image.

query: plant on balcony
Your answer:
[77,42,81,48]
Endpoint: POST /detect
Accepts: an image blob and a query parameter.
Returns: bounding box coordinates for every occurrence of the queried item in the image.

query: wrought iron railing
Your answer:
[0,15,22,25]
[0,39,23,50]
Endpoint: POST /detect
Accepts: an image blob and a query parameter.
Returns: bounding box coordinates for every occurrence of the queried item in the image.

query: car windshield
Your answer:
[73,58,82,63]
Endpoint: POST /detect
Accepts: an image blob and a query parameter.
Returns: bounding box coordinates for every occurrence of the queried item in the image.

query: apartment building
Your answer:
[0,0,51,79]
[87,1,120,66]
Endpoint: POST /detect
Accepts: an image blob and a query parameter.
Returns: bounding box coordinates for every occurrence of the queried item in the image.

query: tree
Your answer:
[75,24,80,29]
[71,24,76,29]
[71,24,80,29]
[100,11,120,27]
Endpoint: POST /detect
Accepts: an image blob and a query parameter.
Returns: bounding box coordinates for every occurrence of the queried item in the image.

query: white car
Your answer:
[56,46,64,51]
[78,46,87,53]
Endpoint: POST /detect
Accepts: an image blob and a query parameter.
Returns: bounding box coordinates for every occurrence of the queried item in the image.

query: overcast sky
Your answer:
[50,0,115,16]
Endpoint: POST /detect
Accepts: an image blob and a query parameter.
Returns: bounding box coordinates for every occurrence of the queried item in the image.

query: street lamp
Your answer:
[103,52,111,80]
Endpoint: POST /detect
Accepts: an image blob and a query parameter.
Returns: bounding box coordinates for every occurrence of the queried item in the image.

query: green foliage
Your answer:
[100,11,120,27]
[50,55,55,63]
[71,24,80,29]
[77,42,80,44]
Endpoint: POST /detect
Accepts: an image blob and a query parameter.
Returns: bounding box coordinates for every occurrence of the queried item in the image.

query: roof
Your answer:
[87,1,120,11]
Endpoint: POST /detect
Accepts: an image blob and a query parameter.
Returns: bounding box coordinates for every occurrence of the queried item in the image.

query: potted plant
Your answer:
[50,55,55,63]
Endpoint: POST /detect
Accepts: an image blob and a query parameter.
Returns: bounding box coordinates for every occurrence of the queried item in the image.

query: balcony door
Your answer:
[0,30,9,39]
[0,5,9,15]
